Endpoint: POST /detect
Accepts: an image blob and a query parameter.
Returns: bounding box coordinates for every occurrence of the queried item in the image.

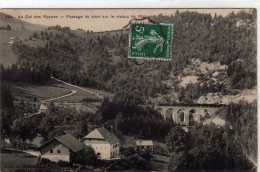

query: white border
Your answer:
[0,0,259,8]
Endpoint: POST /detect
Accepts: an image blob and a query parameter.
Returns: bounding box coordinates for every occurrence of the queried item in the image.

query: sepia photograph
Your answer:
[0,8,257,171]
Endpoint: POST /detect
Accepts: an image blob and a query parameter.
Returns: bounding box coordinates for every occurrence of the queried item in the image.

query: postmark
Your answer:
[128,23,173,60]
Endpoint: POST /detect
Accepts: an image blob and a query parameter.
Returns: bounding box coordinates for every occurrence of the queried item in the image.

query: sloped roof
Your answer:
[83,127,119,144]
[36,133,85,153]
[136,140,154,146]
[39,104,48,110]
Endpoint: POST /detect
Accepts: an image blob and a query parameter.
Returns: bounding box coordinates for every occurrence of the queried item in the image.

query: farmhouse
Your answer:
[39,103,48,113]
[81,127,120,160]
[36,133,84,163]
[136,140,154,151]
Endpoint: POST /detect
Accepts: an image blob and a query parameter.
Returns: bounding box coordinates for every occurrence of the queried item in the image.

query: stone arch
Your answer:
[156,108,164,118]
[156,108,163,114]
[165,108,173,121]
[177,109,185,123]
[189,109,196,125]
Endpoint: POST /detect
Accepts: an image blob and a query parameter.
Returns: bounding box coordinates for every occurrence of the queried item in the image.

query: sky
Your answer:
[1,9,248,32]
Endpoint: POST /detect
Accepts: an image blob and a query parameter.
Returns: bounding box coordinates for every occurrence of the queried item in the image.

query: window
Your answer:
[57,150,60,153]
[50,149,53,153]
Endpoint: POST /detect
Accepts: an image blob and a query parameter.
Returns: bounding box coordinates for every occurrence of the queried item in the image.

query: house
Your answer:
[81,127,120,160]
[36,133,85,163]
[136,140,154,151]
[8,37,19,44]
[39,103,48,113]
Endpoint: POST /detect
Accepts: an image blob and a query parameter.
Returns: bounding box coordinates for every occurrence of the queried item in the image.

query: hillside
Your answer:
[1,10,257,105]
[0,13,46,67]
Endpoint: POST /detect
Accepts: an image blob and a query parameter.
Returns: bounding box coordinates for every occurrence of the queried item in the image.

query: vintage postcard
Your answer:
[0,9,257,171]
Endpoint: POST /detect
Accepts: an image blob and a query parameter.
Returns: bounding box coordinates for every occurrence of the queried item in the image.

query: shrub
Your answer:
[124,155,150,170]
[58,160,71,167]
[41,158,51,165]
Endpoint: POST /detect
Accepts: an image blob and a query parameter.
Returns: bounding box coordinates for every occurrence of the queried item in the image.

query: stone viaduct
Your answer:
[155,104,226,126]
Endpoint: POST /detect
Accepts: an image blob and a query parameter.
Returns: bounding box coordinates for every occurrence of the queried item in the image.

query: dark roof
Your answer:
[96,127,120,144]
[36,133,84,153]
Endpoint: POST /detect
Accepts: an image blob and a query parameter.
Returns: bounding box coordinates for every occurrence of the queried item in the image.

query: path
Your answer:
[51,77,103,99]
[3,147,40,157]
[46,90,77,102]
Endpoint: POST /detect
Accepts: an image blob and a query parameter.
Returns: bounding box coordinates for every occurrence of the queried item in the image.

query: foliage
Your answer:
[165,127,189,153]
[120,146,136,157]
[168,151,190,172]
[77,146,98,166]
[0,82,15,144]
[167,124,255,171]
[49,128,65,138]
[38,117,55,141]
[58,160,71,167]
[100,96,173,140]
[153,144,168,155]
[72,120,88,139]
[124,154,150,170]
[217,100,257,160]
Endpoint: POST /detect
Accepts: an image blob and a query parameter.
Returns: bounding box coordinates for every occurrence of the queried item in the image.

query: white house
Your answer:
[136,140,154,151]
[81,127,120,160]
[36,133,84,163]
[39,103,48,113]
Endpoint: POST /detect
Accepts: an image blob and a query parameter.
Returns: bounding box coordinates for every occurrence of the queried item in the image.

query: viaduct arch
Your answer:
[155,103,226,126]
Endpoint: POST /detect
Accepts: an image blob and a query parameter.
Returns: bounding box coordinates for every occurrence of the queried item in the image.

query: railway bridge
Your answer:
[155,104,226,125]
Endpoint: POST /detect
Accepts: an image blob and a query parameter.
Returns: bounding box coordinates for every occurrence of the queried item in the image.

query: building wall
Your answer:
[40,141,71,162]
[110,143,120,158]
[83,140,111,159]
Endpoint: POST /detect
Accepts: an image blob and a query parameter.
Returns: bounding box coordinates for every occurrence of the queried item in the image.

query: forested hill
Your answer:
[1,10,257,104]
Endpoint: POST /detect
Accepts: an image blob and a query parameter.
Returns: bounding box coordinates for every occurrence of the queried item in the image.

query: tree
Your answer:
[120,146,136,157]
[73,120,88,139]
[0,111,12,146]
[6,24,11,31]
[38,117,55,141]
[165,127,189,153]
[113,112,124,137]
[11,118,27,149]
[78,146,98,166]
[49,128,65,138]
[168,151,190,171]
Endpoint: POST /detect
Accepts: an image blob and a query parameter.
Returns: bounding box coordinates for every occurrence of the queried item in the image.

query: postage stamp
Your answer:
[128,23,173,60]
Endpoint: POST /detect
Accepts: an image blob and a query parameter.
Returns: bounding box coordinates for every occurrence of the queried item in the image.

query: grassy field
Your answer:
[10,78,113,104]
[0,148,37,170]
[11,83,72,102]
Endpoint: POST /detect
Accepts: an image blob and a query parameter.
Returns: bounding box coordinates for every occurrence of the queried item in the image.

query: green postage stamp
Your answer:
[128,23,173,60]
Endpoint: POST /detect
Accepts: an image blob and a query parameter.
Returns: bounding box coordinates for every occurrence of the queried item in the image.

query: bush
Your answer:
[120,146,136,157]
[58,160,71,167]
[124,155,150,170]
[41,158,51,165]
[77,146,98,166]
[138,149,152,161]
[153,145,168,155]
